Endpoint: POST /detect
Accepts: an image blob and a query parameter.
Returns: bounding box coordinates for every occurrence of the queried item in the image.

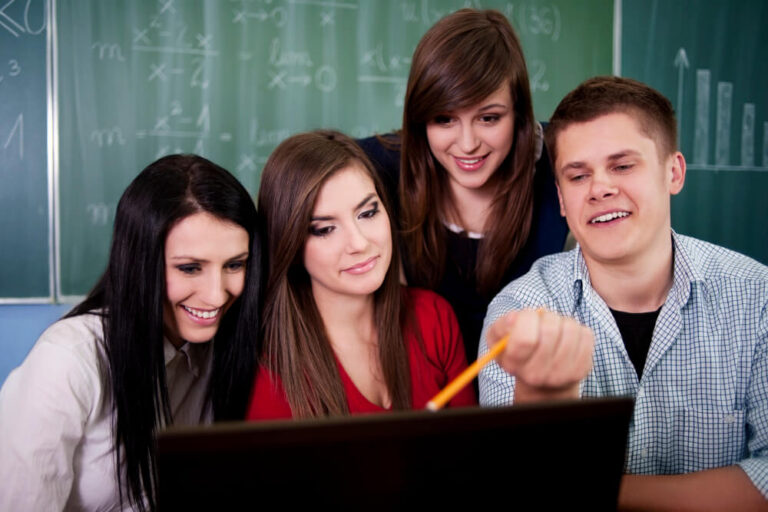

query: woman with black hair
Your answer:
[0,154,261,511]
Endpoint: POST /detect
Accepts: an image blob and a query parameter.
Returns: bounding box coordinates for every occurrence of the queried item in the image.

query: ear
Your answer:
[668,151,686,195]
[555,181,566,217]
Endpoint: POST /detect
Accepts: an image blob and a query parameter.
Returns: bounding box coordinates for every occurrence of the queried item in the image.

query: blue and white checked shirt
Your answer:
[478,232,768,497]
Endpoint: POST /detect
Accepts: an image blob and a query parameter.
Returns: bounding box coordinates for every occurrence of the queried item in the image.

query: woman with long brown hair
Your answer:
[358,9,569,364]
[246,130,475,419]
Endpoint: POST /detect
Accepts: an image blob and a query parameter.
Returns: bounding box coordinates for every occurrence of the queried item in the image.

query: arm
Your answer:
[0,337,96,510]
[619,467,768,512]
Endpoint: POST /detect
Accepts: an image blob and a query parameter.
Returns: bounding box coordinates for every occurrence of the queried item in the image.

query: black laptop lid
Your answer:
[157,397,633,510]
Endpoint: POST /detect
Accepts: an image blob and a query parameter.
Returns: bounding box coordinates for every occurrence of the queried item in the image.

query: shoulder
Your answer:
[0,313,107,420]
[30,313,106,370]
[357,134,401,174]
[247,366,292,420]
[407,287,452,310]
[404,288,460,342]
[678,235,768,283]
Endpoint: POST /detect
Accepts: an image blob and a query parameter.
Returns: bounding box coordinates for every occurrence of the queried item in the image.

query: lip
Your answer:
[588,210,631,225]
[342,256,379,275]
[452,154,489,172]
[181,305,222,326]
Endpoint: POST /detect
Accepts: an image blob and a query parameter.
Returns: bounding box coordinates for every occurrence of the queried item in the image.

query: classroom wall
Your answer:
[2,0,767,386]
[0,304,72,384]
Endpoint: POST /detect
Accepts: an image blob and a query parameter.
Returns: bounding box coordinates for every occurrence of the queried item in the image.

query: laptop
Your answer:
[156,397,633,509]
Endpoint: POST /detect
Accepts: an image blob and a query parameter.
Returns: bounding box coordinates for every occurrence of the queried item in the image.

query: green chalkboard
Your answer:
[0,0,49,301]
[622,0,768,264]
[55,0,613,298]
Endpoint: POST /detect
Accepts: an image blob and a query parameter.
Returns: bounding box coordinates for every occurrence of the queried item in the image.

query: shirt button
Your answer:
[636,388,645,400]
[723,414,736,423]
[640,448,648,458]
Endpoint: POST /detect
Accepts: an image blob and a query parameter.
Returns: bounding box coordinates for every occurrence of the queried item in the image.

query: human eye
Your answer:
[614,163,634,172]
[309,224,335,237]
[359,202,380,220]
[176,263,201,275]
[432,114,453,125]
[225,258,247,272]
[479,113,501,124]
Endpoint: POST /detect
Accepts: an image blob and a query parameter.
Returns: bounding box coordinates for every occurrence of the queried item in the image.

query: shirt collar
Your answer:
[568,230,698,310]
[162,338,212,377]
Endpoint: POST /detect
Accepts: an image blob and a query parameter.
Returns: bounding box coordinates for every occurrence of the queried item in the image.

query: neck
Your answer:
[312,287,376,349]
[444,180,494,234]
[585,233,675,313]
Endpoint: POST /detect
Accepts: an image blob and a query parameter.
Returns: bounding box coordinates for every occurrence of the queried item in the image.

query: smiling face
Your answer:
[163,211,250,348]
[425,83,515,195]
[302,164,392,304]
[554,112,685,268]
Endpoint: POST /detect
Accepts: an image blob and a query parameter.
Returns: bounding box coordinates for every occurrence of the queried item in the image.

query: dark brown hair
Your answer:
[257,130,411,418]
[400,8,537,296]
[545,75,678,171]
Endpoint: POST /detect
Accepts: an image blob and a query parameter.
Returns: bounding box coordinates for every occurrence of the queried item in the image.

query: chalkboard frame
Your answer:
[0,0,54,303]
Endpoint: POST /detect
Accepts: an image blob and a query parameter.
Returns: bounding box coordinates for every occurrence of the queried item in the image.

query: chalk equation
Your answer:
[86,202,114,227]
[2,113,23,160]
[0,0,46,38]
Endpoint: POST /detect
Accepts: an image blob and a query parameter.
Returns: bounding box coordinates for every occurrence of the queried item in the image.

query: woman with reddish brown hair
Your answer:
[246,130,475,419]
[359,9,568,364]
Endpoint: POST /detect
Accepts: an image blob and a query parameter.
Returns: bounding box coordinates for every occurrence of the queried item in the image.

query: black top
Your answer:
[609,307,662,378]
[357,133,569,364]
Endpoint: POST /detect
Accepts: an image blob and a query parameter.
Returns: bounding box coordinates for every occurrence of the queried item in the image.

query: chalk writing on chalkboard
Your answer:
[0,0,45,38]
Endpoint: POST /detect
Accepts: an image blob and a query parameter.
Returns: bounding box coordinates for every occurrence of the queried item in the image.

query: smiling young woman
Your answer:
[0,155,261,512]
[247,130,475,420]
[358,9,569,364]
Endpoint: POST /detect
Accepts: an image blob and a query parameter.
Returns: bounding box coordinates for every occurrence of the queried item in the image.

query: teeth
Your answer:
[591,211,629,224]
[183,306,220,319]
[457,157,482,164]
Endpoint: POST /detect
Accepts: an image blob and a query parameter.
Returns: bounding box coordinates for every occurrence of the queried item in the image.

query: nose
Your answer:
[200,270,229,307]
[457,122,481,154]
[345,223,370,254]
[589,170,618,201]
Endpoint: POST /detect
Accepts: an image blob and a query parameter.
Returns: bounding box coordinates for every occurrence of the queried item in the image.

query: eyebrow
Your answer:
[311,193,377,221]
[558,149,643,174]
[606,149,642,161]
[478,103,509,112]
[169,251,249,262]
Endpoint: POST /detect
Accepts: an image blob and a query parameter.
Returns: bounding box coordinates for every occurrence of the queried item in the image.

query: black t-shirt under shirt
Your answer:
[609,307,662,378]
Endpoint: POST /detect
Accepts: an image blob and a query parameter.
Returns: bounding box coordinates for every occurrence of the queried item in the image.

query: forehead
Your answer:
[313,164,376,211]
[451,82,512,114]
[166,211,248,254]
[554,112,659,171]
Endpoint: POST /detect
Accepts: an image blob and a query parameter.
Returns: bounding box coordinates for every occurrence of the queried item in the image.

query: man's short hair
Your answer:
[545,76,678,170]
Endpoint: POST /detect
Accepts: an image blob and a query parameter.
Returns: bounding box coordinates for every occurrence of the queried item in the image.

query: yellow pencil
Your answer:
[425,334,509,411]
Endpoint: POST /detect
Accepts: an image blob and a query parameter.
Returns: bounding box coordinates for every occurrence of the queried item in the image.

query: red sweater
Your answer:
[246,288,477,419]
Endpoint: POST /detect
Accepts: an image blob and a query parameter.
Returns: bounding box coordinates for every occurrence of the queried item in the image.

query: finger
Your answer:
[547,317,588,388]
[485,310,518,349]
[500,308,543,377]
[517,309,564,387]
[544,317,577,388]
[574,325,595,377]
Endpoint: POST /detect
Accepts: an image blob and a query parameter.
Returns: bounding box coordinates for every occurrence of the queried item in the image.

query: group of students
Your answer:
[0,8,765,512]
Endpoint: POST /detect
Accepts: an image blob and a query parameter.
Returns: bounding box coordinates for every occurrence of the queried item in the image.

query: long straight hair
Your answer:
[258,130,411,418]
[67,154,260,511]
[400,8,537,296]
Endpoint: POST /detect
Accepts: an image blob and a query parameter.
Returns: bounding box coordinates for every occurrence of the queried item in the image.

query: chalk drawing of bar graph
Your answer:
[677,47,767,172]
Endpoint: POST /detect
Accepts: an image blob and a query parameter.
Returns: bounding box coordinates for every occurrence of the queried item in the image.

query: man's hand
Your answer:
[486,308,594,403]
